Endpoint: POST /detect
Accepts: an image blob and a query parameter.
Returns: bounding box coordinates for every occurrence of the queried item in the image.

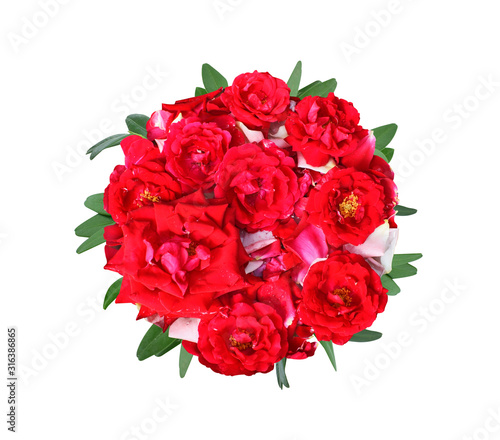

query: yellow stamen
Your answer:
[339,194,359,218]
[140,189,161,203]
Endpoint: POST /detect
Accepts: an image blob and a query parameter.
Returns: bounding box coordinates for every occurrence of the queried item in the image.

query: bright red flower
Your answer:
[214,142,307,232]
[162,117,232,193]
[221,71,290,130]
[103,165,182,224]
[285,93,370,167]
[298,252,388,344]
[306,167,397,247]
[183,295,288,376]
[104,191,249,301]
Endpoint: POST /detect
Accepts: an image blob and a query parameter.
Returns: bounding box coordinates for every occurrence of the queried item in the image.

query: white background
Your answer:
[2,1,500,439]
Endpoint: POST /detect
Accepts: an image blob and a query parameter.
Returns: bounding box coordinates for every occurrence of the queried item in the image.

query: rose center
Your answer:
[140,189,161,203]
[333,287,352,306]
[339,193,359,218]
[229,330,253,350]
[187,241,198,257]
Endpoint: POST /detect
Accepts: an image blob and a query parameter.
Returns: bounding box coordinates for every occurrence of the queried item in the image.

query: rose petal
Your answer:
[296,151,336,173]
[245,260,264,274]
[270,124,288,139]
[286,224,328,265]
[235,121,265,143]
[344,221,390,257]
[381,228,399,274]
[168,317,201,343]
[341,131,376,170]
[240,230,277,254]
[345,224,399,275]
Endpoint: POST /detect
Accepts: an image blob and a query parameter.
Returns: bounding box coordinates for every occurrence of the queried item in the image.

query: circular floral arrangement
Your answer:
[75,62,421,387]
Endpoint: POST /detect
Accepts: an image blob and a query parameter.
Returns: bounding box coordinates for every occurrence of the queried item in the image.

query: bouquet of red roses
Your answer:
[75,62,420,388]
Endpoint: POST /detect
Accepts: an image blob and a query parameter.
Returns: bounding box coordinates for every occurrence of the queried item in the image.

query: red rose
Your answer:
[221,71,290,130]
[306,167,396,247]
[162,117,232,193]
[183,298,288,376]
[214,142,306,232]
[298,252,388,344]
[285,93,369,167]
[103,165,182,224]
[104,191,248,301]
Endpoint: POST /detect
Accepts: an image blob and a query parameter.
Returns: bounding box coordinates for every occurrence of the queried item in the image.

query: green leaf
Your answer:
[76,229,106,254]
[276,358,290,389]
[373,148,389,162]
[372,124,398,150]
[179,345,193,378]
[137,325,180,361]
[195,87,207,97]
[350,329,382,343]
[382,147,395,162]
[299,78,337,98]
[381,275,401,296]
[287,61,302,96]
[154,339,181,357]
[392,253,423,266]
[84,193,110,217]
[126,114,149,138]
[395,205,418,216]
[297,80,321,98]
[201,63,228,93]
[389,263,418,279]
[103,278,123,310]
[319,340,337,371]
[75,214,114,238]
[87,133,128,160]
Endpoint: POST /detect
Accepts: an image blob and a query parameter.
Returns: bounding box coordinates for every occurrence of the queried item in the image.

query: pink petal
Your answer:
[286,224,328,265]
[168,318,201,343]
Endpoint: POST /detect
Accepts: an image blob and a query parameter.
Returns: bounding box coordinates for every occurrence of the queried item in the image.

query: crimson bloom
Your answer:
[104,191,248,304]
[298,252,388,344]
[221,71,290,130]
[214,142,307,232]
[104,165,181,224]
[285,93,370,167]
[162,117,232,193]
[183,286,289,376]
[306,167,397,247]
